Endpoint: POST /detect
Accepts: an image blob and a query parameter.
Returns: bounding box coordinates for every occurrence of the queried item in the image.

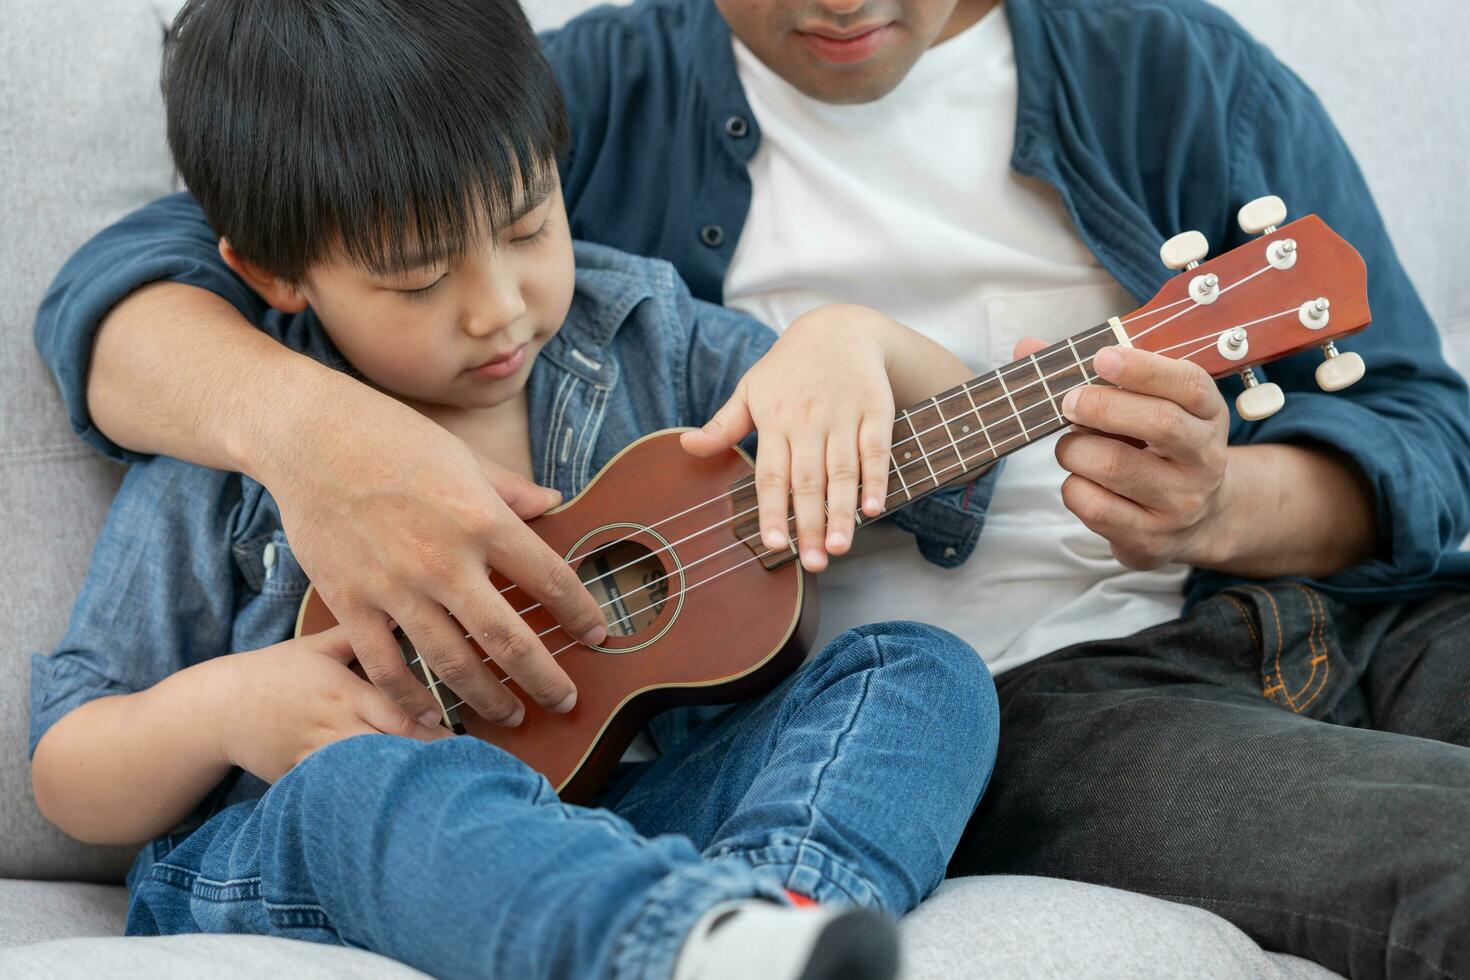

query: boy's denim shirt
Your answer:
[28,240,994,834]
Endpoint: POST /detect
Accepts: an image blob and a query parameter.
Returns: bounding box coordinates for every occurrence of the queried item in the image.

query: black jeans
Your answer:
[951,580,1470,980]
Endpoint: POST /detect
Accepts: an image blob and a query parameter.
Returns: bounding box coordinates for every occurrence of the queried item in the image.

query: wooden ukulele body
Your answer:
[297,430,816,802]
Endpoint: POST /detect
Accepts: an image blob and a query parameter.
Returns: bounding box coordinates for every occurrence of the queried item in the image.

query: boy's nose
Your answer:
[463,281,527,338]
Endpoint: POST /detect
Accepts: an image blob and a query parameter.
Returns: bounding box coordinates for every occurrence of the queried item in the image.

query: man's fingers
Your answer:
[1061,384,1212,462]
[444,567,580,715]
[681,391,754,457]
[484,516,607,648]
[396,603,528,727]
[340,610,442,724]
[1056,431,1177,509]
[1060,472,1151,541]
[1088,346,1223,421]
[472,448,562,519]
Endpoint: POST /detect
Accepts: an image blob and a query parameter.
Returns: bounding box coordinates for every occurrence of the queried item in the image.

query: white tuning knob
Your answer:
[1238,195,1287,235]
[1160,230,1209,270]
[1316,345,1366,392]
[1235,368,1285,421]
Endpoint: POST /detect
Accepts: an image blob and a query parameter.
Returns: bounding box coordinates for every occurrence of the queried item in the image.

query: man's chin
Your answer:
[775,48,918,104]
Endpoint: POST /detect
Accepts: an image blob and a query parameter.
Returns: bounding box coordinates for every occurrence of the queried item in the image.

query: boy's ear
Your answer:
[218,240,309,313]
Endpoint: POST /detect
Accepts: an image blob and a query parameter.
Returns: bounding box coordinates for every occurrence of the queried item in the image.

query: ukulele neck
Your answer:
[734,319,1128,569]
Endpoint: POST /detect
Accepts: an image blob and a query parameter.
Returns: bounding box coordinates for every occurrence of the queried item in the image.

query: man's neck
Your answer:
[934,0,999,46]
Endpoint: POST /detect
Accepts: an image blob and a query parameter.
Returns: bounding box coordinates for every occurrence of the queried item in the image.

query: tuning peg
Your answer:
[1235,367,1285,421]
[1160,230,1209,270]
[1315,342,1365,392]
[1238,195,1287,235]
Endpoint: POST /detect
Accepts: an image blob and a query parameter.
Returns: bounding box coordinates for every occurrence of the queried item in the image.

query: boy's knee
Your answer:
[846,622,998,748]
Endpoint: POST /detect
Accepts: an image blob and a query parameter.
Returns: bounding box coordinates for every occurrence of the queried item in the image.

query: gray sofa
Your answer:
[1,0,1463,976]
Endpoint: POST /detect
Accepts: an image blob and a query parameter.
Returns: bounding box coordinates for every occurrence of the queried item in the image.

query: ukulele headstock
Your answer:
[1123,196,1370,421]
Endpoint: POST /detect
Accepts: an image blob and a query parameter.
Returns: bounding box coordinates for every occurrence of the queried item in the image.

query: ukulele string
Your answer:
[405,301,1290,683]
[540,257,1275,593]
[469,320,1127,621]
[424,334,1230,711]
[448,291,1293,640]
[538,317,1125,583]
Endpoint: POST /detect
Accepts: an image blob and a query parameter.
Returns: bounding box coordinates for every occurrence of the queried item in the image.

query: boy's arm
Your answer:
[35,195,604,726]
[33,626,444,846]
[31,661,235,844]
[682,302,979,569]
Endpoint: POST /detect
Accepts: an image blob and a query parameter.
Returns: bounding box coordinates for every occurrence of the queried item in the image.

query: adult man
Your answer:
[35,0,1470,975]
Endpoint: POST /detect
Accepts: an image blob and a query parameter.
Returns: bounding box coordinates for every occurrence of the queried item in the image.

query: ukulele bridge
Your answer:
[730,478,799,570]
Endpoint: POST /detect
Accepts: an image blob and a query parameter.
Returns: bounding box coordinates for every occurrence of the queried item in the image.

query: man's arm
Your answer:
[35,194,606,727]
[1049,45,1470,587]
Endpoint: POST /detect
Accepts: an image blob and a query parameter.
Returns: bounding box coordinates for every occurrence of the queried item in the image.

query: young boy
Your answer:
[28,2,998,978]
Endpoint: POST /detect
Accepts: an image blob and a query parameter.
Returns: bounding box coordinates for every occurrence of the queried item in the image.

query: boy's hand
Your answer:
[218,626,450,784]
[682,305,903,572]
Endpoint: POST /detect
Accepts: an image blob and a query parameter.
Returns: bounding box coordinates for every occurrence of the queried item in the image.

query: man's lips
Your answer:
[796,23,894,64]
[467,343,528,380]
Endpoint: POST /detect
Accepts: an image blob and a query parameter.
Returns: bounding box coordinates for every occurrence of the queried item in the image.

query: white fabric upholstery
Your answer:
[1,0,1458,974]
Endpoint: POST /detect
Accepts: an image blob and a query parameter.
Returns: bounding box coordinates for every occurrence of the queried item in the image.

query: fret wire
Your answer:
[889,450,914,500]
[995,367,1031,441]
[933,394,965,463]
[961,382,998,459]
[901,409,941,486]
[1029,352,1059,417]
[1065,335,1093,384]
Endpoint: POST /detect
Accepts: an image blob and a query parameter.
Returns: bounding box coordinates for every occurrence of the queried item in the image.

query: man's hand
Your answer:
[1018,338,1381,577]
[261,371,607,729]
[1051,343,1231,569]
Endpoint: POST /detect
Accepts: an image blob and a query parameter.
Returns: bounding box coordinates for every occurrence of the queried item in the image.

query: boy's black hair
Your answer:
[163,0,569,282]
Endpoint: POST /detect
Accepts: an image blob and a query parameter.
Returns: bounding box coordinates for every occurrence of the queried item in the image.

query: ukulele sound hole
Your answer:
[576,539,670,638]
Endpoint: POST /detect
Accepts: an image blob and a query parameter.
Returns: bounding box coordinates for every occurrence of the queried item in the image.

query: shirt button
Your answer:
[263,541,277,578]
[700,224,725,247]
[943,546,958,558]
[724,115,749,138]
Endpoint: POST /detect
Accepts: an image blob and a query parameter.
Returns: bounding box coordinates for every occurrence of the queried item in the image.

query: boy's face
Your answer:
[296,182,575,411]
[717,0,987,104]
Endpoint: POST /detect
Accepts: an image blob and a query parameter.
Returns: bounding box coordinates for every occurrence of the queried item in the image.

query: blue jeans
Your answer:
[125,622,998,979]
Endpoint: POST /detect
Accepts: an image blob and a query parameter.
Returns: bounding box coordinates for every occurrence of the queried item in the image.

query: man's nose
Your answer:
[815,0,868,17]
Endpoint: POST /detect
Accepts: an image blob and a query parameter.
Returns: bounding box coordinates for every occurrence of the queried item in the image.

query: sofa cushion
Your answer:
[0,0,177,882]
[0,934,431,979]
[0,880,128,948]
[0,875,1342,979]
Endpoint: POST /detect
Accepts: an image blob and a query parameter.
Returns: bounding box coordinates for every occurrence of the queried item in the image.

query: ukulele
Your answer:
[297,196,1371,802]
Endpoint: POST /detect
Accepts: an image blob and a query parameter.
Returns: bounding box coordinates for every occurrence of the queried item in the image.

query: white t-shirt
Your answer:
[724,9,1188,675]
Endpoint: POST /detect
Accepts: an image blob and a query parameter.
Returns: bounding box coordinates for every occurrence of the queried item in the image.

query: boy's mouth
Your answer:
[467,343,529,381]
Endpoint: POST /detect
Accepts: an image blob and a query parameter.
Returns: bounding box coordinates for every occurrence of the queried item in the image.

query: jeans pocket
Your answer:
[1216,582,1341,718]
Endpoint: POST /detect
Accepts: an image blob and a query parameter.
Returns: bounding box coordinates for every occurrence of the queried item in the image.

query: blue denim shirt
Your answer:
[34,0,1470,601]
[28,240,984,828]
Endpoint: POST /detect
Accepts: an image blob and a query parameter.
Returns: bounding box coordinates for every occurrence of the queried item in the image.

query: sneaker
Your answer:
[672,898,900,980]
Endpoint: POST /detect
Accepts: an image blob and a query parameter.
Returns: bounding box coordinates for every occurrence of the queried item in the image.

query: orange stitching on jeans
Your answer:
[1243,585,1296,711]
[1287,583,1332,711]
[1222,593,1279,700]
